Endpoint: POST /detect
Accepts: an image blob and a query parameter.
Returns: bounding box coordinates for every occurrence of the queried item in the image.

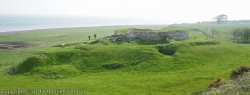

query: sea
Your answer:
[0,15,172,32]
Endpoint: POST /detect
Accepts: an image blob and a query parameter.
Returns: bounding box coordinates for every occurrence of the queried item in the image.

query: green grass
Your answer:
[0,25,166,70]
[1,24,250,95]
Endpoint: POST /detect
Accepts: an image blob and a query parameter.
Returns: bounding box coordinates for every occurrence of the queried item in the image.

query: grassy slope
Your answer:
[1,24,250,95]
[199,71,250,95]
[0,25,165,71]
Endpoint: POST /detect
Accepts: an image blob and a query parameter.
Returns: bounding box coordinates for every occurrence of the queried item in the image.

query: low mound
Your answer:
[15,51,80,76]
[14,45,169,75]
[16,56,45,74]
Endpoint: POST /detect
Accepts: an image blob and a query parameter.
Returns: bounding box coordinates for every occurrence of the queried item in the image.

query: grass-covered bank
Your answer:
[1,24,250,95]
[0,25,166,71]
[2,41,250,95]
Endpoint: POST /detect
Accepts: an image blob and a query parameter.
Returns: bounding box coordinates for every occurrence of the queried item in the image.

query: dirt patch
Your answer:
[0,42,29,49]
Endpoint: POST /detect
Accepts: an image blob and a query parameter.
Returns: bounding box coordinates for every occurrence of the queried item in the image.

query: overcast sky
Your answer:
[0,0,249,23]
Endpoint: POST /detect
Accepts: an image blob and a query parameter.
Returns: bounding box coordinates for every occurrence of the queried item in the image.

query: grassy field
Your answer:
[0,25,165,69]
[0,24,250,95]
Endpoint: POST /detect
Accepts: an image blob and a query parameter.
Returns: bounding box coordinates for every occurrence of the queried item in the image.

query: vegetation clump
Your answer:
[232,28,250,43]
[230,66,250,79]
[207,77,222,88]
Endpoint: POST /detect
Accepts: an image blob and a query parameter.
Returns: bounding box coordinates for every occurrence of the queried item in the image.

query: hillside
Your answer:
[1,24,250,95]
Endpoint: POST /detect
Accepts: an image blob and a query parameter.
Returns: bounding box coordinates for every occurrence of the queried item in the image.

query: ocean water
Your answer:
[0,15,170,32]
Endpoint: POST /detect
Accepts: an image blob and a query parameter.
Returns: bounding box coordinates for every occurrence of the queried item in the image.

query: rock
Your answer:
[112,29,189,41]
[61,44,65,48]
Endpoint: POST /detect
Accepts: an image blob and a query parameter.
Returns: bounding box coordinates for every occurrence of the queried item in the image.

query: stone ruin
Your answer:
[107,28,189,42]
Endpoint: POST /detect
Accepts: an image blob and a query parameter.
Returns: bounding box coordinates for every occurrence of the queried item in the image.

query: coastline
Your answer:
[0,24,168,35]
[0,25,117,35]
[0,15,172,35]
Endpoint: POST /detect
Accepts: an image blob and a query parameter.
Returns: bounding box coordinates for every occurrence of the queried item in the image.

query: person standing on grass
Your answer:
[94,34,97,40]
[88,35,90,40]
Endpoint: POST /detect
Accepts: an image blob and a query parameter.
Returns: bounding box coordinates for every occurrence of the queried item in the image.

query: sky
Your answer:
[0,0,249,23]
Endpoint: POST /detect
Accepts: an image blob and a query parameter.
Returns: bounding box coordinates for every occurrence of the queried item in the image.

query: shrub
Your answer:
[230,66,250,79]
[208,77,222,88]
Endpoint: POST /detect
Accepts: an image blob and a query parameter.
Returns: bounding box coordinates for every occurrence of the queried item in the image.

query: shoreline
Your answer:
[0,25,115,34]
[0,24,168,35]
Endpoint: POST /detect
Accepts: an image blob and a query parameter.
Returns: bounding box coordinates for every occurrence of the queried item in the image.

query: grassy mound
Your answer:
[16,56,45,74]
[15,50,81,75]
[15,44,170,75]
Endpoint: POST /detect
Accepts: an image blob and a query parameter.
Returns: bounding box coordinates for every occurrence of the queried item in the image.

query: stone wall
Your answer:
[112,29,189,42]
